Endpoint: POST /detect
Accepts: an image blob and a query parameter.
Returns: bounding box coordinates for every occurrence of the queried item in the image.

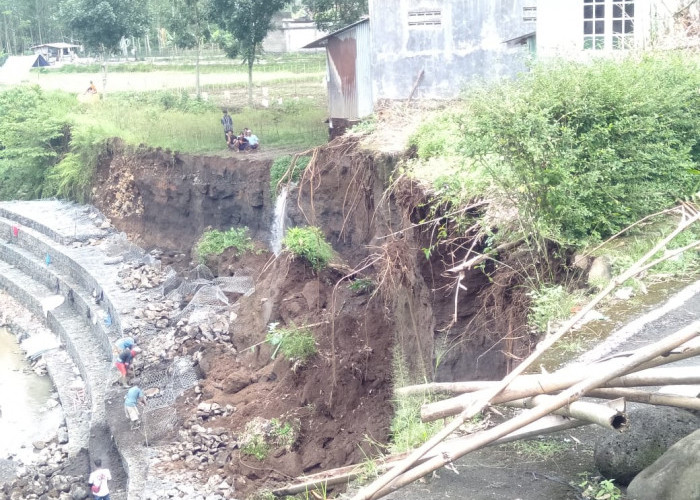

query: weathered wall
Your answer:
[368,0,535,100]
[92,145,274,253]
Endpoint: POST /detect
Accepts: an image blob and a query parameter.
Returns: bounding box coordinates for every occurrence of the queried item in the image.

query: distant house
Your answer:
[537,0,699,57]
[264,19,328,53]
[305,1,536,133]
[30,43,81,64]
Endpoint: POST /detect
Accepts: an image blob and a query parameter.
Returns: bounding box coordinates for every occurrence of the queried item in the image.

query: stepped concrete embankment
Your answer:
[0,200,162,499]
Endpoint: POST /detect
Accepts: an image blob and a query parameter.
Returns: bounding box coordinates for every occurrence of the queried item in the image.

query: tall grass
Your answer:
[76,94,327,153]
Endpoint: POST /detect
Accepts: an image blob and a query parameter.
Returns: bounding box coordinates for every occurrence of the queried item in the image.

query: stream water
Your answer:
[270,185,289,256]
[0,327,62,461]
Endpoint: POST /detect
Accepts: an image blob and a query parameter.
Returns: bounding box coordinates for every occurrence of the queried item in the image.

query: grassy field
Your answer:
[21,52,330,154]
[73,88,328,153]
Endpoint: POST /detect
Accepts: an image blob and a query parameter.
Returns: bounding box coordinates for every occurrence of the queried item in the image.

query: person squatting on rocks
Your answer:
[88,458,112,500]
[221,109,233,141]
[115,346,138,387]
[124,385,147,429]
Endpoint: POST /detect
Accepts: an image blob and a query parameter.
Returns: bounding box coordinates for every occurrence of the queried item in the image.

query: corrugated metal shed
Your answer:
[304,19,373,122]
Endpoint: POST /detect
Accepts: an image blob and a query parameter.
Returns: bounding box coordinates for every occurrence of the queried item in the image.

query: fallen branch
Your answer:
[398,338,700,398]
[370,321,699,499]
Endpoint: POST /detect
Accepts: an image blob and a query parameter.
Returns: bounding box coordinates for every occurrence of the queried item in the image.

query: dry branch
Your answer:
[396,339,700,398]
[369,321,700,499]
[446,239,525,273]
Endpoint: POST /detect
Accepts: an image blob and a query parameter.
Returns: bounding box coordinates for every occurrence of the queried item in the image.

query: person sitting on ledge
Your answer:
[235,130,249,152]
[245,128,259,151]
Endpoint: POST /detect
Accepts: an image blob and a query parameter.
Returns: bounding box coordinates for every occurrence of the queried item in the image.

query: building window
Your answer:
[583,0,634,50]
[523,6,537,22]
[408,10,441,27]
[612,0,635,49]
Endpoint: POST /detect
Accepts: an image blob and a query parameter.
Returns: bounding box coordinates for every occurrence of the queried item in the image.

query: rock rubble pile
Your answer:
[1,440,85,500]
[119,264,167,291]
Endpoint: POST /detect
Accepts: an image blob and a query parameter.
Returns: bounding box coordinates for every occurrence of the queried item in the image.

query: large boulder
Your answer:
[626,429,700,500]
[594,406,699,485]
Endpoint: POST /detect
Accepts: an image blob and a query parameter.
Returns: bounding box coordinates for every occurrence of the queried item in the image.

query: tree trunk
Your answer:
[195,39,201,97]
[247,46,254,105]
[101,48,108,98]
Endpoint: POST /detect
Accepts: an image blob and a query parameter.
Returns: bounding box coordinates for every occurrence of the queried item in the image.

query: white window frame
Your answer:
[583,0,635,51]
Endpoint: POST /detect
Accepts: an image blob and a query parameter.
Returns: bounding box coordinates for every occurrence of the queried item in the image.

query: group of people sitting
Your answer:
[226,127,259,152]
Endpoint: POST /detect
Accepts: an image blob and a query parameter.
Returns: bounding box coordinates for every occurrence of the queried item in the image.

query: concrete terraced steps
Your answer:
[0,260,124,493]
[0,207,149,499]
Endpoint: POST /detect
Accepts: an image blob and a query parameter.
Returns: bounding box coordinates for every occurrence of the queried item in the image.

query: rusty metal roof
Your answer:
[303,18,369,49]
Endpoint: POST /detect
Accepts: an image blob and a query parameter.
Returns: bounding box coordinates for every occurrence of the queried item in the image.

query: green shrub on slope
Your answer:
[413,54,700,245]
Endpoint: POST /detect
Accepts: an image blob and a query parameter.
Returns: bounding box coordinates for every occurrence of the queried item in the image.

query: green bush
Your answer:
[283,226,333,270]
[195,227,256,262]
[0,86,72,200]
[415,54,700,246]
[409,111,463,160]
[265,323,317,363]
[528,285,579,334]
[269,154,311,196]
[240,434,269,461]
[44,125,111,202]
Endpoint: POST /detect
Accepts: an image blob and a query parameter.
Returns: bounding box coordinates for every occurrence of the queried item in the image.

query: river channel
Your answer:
[0,327,62,463]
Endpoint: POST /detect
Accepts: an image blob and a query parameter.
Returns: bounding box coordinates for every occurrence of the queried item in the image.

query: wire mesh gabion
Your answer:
[139,357,199,441]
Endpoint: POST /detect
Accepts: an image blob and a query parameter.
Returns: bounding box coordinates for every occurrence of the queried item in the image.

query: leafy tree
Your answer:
[62,0,150,94]
[208,0,286,104]
[166,0,210,96]
[302,0,367,32]
[63,0,150,54]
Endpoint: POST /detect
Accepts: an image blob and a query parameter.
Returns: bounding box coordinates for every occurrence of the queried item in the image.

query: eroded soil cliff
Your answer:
[92,135,534,495]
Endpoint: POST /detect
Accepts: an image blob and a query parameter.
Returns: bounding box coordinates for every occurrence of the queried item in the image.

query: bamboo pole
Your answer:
[353,211,700,500]
[504,395,627,431]
[273,414,589,497]
[371,321,700,499]
[398,339,700,397]
[585,387,700,411]
[421,366,700,422]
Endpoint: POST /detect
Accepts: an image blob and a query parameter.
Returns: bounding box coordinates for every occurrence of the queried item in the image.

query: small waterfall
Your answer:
[270,186,288,256]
